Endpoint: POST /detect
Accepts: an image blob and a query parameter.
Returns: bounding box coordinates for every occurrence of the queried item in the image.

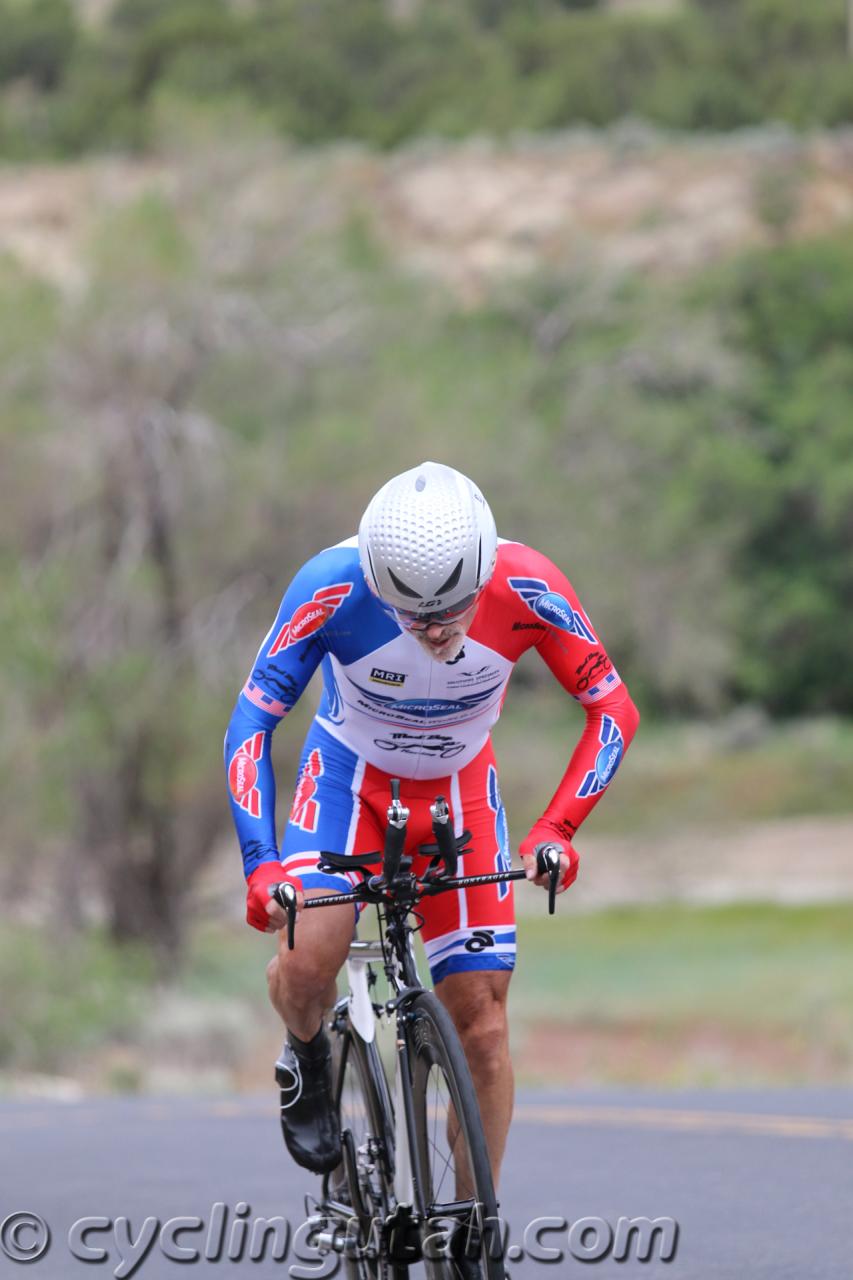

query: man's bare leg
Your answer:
[266,891,356,1173]
[435,969,513,1190]
[266,891,355,1038]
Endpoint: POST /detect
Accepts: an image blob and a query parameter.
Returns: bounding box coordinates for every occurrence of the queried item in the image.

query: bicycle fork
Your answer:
[347,943,420,1209]
[346,939,382,1042]
[393,1028,415,1206]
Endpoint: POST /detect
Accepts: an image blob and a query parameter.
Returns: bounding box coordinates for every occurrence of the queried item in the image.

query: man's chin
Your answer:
[416,633,466,664]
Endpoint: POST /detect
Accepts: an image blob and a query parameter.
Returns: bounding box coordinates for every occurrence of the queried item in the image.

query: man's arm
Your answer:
[511,549,640,885]
[518,683,640,868]
[225,555,339,928]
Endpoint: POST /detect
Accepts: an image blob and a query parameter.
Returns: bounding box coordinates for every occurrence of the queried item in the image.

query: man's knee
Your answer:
[438,973,511,1074]
[266,900,353,1013]
[268,933,331,1002]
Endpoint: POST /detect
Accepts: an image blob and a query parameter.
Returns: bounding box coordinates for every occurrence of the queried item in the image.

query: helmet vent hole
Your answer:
[435,558,464,597]
[387,566,421,599]
[415,475,426,492]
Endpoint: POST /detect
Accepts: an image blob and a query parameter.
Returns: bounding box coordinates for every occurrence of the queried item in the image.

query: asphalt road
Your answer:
[1,1088,851,1280]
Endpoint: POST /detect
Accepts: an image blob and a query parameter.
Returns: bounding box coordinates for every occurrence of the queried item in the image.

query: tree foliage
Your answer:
[1,0,852,157]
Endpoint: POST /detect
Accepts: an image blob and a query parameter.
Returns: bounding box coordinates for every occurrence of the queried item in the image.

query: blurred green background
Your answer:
[2,0,852,1095]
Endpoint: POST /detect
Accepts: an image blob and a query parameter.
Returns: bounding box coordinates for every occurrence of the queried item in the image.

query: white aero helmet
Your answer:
[358,461,498,620]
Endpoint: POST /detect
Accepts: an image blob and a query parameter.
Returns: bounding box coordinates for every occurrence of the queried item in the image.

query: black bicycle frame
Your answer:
[270,779,563,1223]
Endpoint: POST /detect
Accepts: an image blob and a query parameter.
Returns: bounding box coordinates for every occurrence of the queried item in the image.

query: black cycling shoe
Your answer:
[275,1027,342,1175]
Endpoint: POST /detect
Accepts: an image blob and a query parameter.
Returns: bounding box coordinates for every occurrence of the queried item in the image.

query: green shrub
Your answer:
[707,238,853,713]
[0,0,76,91]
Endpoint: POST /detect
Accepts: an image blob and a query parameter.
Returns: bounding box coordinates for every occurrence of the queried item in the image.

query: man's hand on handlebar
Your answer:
[246,862,304,934]
[519,819,580,897]
[519,818,579,895]
[264,880,305,934]
[521,843,576,894]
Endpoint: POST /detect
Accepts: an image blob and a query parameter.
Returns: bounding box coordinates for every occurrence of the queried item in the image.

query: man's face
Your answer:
[406,600,480,664]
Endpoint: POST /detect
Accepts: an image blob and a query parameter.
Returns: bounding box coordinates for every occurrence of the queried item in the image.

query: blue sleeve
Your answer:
[224,699,283,878]
[224,550,357,878]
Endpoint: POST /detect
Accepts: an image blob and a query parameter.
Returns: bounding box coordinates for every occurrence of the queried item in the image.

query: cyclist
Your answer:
[225,461,639,1182]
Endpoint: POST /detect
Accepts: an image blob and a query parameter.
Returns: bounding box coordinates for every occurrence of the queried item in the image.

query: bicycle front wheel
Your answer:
[329,1014,396,1280]
[407,991,504,1280]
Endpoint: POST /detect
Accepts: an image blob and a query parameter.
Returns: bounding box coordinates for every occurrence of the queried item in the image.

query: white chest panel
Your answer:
[317,633,513,778]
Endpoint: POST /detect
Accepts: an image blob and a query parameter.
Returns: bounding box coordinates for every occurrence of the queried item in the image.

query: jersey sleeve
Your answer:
[224,554,353,878]
[506,547,640,852]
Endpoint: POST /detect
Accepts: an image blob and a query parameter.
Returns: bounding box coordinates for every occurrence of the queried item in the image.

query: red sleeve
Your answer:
[489,543,640,853]
[518,682,640,855]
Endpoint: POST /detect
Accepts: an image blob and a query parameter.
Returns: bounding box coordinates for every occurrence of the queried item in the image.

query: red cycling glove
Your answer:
[519,821,580,891]
[246,861,300,933]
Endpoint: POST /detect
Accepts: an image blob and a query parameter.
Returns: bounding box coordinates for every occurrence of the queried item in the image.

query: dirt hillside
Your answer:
[3,129,853,300]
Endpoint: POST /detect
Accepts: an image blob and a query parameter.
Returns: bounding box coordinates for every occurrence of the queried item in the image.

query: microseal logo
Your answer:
[228,732,264,818]
[370,667,406,687]
[268,583,352,655]
[508,578,597,643]
[350,679,502,722]
[576,715,624,798]
[289,748,324,832]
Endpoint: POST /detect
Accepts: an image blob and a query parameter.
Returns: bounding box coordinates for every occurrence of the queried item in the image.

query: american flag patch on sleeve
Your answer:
[242,678,289,718]
[574,670,622,706]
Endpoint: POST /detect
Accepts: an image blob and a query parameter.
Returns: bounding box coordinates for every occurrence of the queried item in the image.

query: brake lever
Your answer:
[535,843,563,915]
[271,881,299,950]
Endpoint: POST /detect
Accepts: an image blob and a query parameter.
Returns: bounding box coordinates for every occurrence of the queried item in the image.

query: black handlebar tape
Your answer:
[432,799,458,878]
[384,821,406,884]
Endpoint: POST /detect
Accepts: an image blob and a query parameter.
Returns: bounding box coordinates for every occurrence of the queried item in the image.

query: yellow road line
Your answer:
[513,1103,853,1141]
[3,1100,852,1142]
[208,1098,853,1141]
[209,1098,853,1140]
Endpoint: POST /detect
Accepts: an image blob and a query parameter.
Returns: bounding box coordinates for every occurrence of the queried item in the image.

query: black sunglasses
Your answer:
[393,590,482,630]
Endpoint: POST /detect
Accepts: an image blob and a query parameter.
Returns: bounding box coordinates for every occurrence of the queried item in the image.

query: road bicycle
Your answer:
[273,780,561,1280]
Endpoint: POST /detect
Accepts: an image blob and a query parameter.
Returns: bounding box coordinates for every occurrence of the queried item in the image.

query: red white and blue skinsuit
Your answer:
[225,537,639,983]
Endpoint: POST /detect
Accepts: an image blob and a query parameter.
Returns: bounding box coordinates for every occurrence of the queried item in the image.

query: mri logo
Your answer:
[576,715,624,798]
[290,748,324,832]
[269,583,352,655]
[508,578,597,643]
[228,732,264,818]
[487,765,511,900]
